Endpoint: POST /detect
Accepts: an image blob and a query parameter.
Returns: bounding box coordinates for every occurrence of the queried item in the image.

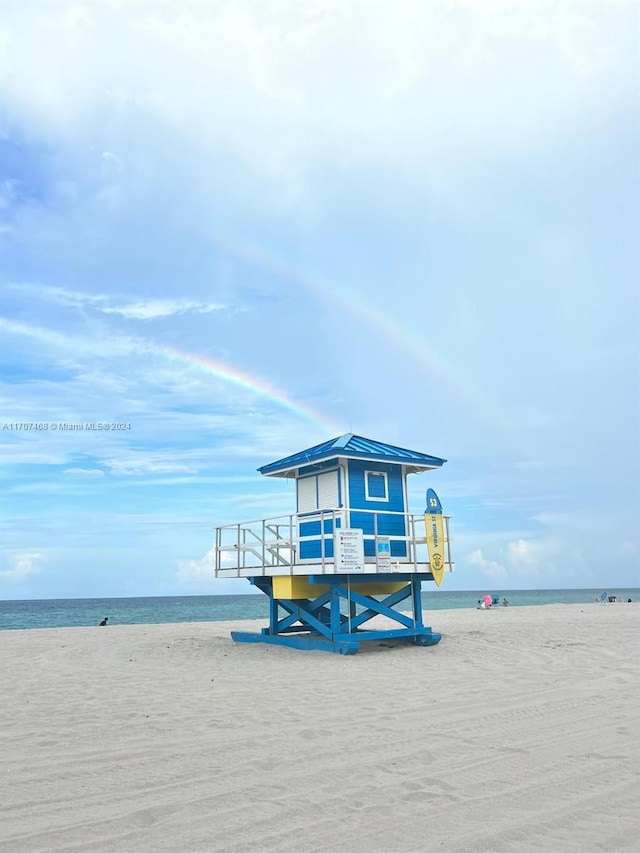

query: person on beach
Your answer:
[503,598,509,607]
[477,599,486,609]
[99,617,108,626]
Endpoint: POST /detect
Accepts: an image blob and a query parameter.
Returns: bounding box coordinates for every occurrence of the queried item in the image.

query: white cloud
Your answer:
[62,467,105,478]
[464,536,555,583]
[0,552,42,581]
[177,545,217,583]
[454,504,640,590]
[506,538,546,575]
[0,0,633,202]
[105,456,199,476]
[0,317,91,354]
[466,548,507,580]
[100,299,226,320]
[4,284,228,320]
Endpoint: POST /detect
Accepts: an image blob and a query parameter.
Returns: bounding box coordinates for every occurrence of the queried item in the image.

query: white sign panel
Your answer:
[376,536,391,572]
[334,528,365,572]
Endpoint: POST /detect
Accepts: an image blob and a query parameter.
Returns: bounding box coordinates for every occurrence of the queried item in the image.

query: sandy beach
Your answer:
[1,603,638,853]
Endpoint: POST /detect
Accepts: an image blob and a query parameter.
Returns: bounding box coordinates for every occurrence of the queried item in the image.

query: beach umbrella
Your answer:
[483,594,492,607]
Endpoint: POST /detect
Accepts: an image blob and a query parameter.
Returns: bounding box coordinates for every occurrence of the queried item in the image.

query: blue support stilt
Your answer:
[411,576,424,628]
[232,573,441,654]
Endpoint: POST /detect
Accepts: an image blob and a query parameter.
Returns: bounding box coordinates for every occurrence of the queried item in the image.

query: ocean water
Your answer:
[0,588,638,630]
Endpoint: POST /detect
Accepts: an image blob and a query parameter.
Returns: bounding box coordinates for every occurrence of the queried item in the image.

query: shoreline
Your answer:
[1,598,637,633]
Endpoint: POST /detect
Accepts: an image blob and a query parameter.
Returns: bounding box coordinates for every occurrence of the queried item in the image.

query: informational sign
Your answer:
[334,528,365,572]
[376,536,391,572]
[424,488,446,587]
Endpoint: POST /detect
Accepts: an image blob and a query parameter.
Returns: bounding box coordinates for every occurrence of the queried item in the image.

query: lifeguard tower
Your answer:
[215,434,453,654]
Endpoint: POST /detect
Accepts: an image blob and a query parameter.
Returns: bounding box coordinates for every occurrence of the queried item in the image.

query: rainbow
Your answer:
[5,236,499,429]
[0,317,342,435]
[215,235,497,423]
[138,340,342,436]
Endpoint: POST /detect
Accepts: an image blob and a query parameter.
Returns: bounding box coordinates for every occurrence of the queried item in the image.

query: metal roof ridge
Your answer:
[333,433,354,448]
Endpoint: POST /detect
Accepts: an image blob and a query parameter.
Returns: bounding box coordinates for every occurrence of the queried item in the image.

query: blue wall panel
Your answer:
[347,460,407,557]
[297,460,411,561]
[299,518,338,560]
[347,460,405,512]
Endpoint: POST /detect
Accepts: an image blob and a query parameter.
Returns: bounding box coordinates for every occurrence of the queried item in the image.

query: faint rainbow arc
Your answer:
[218,236,497,422]
[0,318,342,436]
[141,341,342,436]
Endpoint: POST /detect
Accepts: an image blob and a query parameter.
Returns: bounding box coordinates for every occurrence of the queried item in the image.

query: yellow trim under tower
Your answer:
[273,576,409,599]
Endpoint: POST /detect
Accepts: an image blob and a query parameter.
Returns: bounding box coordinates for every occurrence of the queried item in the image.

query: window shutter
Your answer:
[317,471,339,509]
[297,476,317,513]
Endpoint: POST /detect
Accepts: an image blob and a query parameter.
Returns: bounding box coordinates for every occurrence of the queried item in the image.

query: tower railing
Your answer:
[215,507,453,577]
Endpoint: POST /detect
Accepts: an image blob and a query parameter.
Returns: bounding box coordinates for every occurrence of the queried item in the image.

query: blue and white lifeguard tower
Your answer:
[215,434,453,654]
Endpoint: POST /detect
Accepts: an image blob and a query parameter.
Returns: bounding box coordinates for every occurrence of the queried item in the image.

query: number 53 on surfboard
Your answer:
[424,488,446,587]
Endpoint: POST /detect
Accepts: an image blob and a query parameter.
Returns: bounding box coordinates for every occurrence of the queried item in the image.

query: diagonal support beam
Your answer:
[263,586,332,632]
[336,585,415,631]
[270,598,334,639]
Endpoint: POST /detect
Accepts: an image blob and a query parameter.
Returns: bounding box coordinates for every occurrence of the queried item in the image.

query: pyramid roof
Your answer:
[258,433,446,477]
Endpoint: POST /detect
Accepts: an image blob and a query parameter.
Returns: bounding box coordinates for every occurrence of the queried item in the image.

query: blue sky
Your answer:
[1,0,638,599]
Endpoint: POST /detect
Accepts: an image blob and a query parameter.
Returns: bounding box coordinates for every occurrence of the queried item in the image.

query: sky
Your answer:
[1,0,638,600]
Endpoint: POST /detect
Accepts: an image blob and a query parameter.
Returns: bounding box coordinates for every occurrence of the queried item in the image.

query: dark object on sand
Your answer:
[99,617,108,626]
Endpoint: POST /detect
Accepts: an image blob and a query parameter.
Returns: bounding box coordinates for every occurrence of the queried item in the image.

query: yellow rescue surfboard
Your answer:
[424,488,446,587]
